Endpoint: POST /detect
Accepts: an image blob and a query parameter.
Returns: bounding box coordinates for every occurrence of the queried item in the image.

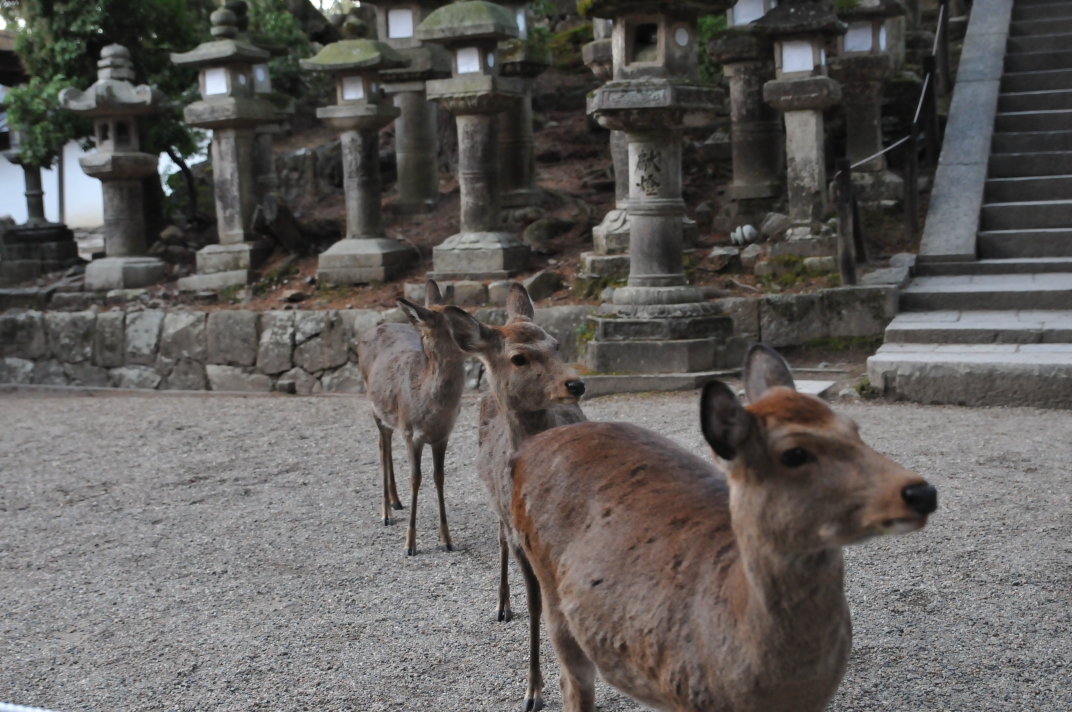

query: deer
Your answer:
[508,344,939,712]
[442,282,587,712]
[357,279,467,556]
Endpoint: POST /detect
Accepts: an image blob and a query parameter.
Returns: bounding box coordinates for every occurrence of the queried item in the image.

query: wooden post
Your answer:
[936,0,953,96]
[904,123,920,240]
[835,158,858,286]
[922,56,941,168]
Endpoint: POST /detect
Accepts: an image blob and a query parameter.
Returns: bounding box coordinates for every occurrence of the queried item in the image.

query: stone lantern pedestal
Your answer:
[171,7,277,292]
[302,32,414,284]
[59,44,168,291]
[417,1,528,280]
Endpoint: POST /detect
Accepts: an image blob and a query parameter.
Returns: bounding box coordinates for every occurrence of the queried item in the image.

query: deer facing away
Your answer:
[509,345,938,712]
[358,279,467,556]
[443,283,586,712]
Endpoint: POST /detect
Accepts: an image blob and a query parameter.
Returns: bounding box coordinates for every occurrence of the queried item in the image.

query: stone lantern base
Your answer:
[85,256,168,291]
[178,241,272,292]
[429,232,529,281]
[0,223,79,285]
[318,238,413,285]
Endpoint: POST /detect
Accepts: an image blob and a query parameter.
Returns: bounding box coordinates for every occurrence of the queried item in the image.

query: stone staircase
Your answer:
[868,0,1072,407]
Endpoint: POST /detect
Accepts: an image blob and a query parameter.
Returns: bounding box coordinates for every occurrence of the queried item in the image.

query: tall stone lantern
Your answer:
[171,6,277,292]
[417,1,528,280]
[754,3,845,230]
[368,0,453,215]
[584,0,737,375]
[58,44,168,291]
[301,25,415,285]
[829,0,905,203]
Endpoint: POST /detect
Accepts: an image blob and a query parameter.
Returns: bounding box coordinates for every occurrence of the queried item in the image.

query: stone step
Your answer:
[998,88,1072,112]
[866,343,1072,407]
[978,228,1072,257]
[1010,17,1072,35]
[1013,2,1072,21]
[1005,49,1072,73]
[900,273,1072,310]
[1002,68,1072,93]
[980,199,1072,230]
[992,130,1072,153]
[988,150,1072,177]
[884,309,1072,342]
[985,174,1072,202]
[1007,33,1072,54]
[916,257,1072,275]
[994,108,1072,132]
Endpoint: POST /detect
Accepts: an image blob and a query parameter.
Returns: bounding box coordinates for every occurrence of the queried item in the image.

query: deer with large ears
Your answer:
[509,344,938,712]
[442,283,587,712]
[357,279,467,556]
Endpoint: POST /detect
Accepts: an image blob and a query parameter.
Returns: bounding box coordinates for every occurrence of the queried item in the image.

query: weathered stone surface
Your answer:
[45,311,96,363]
[711,297,760,339]
[708,246,741,272]
[125,310,165,365]
[0,357,34,384]
[205,364,272,392]
[321,362,365,393]
[257,311,295,375]
[110,365,162,390]
[821,286,898,338]
[207,310,259,366]
[522,217,575,246]
[453,280,488,306]
[760,293,825,347]
[160,311,207,361]
[279,366,318,395]
[33,359,69,385]
[381,307,408,324]
[533,306,593,363]
[403,282,427,303]
[861,265,911,288]
[760,212,791,240]
[889,252,917,270]
[0,311,47,359]
[162,359,208,390]
[803,256,837,273]
[294,310,348,373]
[523,270,563,301]
[341,309,385,357]
[741,244,764,271]
[487,280,513,306]
[63,362,110,387]
[93,311,126,368]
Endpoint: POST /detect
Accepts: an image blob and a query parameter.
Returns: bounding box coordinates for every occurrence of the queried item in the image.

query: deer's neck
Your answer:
[504,407,557,452]
[419,338,465,395]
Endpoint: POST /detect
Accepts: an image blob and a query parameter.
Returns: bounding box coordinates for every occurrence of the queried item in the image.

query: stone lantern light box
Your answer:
[837,0,904,56]
[608,6,706,81]
[729,0,776,27]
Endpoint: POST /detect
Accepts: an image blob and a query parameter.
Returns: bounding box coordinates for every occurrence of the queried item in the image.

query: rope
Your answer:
[847,135,913,172]
[933,4,944,55]
[914,73,930,125]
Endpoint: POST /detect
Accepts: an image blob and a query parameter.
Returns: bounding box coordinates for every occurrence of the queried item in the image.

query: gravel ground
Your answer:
[1,390,1069,712]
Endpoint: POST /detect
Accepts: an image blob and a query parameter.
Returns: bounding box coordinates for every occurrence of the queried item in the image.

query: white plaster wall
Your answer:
[0,141,106,227]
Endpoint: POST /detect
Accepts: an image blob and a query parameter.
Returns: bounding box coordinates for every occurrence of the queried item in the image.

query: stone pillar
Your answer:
[212,127,260,245]
[725,60,783,198]
[780,105,830,224]
[253,124,282,198]
[342,129,384,239]
[393,89,441,213]
[458,113,501,233]
[497,13,550,209]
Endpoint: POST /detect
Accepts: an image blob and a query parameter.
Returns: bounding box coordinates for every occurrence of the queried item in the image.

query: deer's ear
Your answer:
[506,283,535,322]
[397,298,435,327]
[425,279,444,307]
[443,306,497,354]
[743,344,795,402]
[700,380,751,461]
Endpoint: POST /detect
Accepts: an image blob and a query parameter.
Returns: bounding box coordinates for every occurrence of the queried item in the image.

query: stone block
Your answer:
[0,310,46,359]
[534,306,594,363]
[258,311,295,375]
[770,236,835,259]
[45,311,96,364]
[160,311,207,362]
[162,359,208,391]
[0,357,34,384]
[760,212,791,240]
[93,311,126,368]
[403,282,427,303]
[803,256,837,273]
[294,310,348,373]
[322,362,365,393]
[207,310,259,366]
[63,362,110,387]
[821,286,898,338]
[453,280,488,307]
[708,247,740,272]
[125,310,164,366]
[861,266,911,288]
[280,366,318,395]
[710,297,760,339]
[580,253,630,276]
[84,256,167,291]
[177,269,252,292]
[889,252,917,270]
[523,270,563,302]
[0,287,51,312]
[759,293,824,347]
[105,289,149,306]
[33,359,69,385]
[740,244,764,271]
[488,280,513,307]
[205,364,272,393]
[341,309,385,358]
[50,292,99,311]
[110,365,162,390]
[586,338,721,374]
[381,307,409,324]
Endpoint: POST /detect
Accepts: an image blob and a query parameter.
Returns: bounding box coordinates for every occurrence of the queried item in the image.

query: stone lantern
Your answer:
[754,3,845,229]
[829,0,905,203]
[584,0,737,375]
[58,44,168,291]
[171,6,277,292]
[496,1,551,209]
[368,0,452,215]
[301,24,415,285]
[417,1,528,280]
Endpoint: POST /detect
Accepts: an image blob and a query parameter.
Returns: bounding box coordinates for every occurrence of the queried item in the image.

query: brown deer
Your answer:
[509,345,938,712]
[443,283,586,712]
[358,279,467,556]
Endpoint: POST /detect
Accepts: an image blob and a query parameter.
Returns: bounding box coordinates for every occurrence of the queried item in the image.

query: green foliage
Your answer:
[247,0,318,98]
[548,23,594,72]
[698,14,728,83]
[4,75,90,167]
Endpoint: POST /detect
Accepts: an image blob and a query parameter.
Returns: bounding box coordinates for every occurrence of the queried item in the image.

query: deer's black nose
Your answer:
[565,380,586,398]
[902,484,937,516]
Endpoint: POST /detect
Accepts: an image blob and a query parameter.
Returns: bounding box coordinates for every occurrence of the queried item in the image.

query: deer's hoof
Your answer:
[497,609,514,623]
[523,697,544,712]
[443,542,454,553]
[391,502,404,510]
[382,517,394,526]
[405,546,417,556]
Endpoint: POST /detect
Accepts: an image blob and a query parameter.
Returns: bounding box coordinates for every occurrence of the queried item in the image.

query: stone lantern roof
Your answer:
[579,0,733,20]
[705,24,773,64]
[416,1,519,44]
[58,44,164,116]
[752,3,847,37]
[170,7,270,67]
[836,0,905,21]
[300,38,412,74]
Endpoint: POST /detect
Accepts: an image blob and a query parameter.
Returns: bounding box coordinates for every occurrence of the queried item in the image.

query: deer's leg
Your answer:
[373,415,394,526]
[496,521,513,622]
[519,551,545,712]
[431,440,453,552]
[545,599,595,712]
[404,436,423,556]
[387,431,403,511]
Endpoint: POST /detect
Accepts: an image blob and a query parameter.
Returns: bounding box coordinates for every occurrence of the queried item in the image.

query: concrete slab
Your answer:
[919,164,987,262]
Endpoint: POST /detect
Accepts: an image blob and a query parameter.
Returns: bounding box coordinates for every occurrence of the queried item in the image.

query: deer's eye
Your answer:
[780,448,813,468]
[511,354,527,367]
